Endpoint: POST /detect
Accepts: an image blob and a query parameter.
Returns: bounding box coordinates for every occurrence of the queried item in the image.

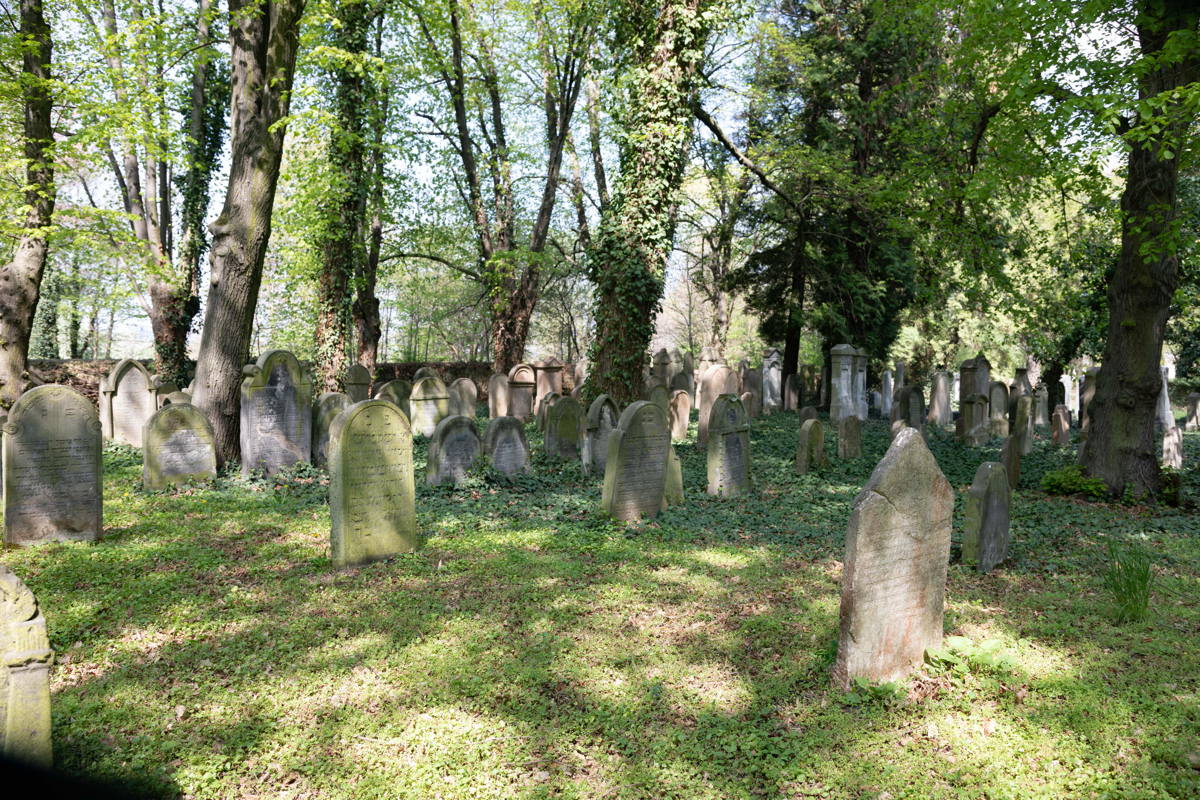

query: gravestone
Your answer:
[142,403,218,489]
[536,393,561,431]
[663,445,684,509]
[740,390,760,419]
[312,392,351,468]
[798,406,818,424]
[652,349,672,385]
[763,349,782,412]
[830,344,857,422]
[507,363,536,421]
[881,370,894,418]
[832,427,952,689]
[670,370,694,404]
[240,351,312,476]
[668,389,691,441]
[928,371,952,427]
[962,462,1011,573]
[784,374,802,411]
[973,352,991,396]
[328,400,418,566]
[1080,367,1100,435]
[375,379,412,418]
[585,394,620,474]
[1033,386,1050,427]
[449,377,478,419]
[1186,393,1200,431]
[1013,366,1033,397]
[1157,368,1173,429]
[743,369,763,416]
[99,359,156,447]
[853,348,869,420]
[534,358,564,415]
[162,391,192,405]
[894,360,906,389]
[838,415,862,459]
[410,376,451,437]
[1001,436,1021,489]
[344,364,371,403]
[706,395,751,497]
[483,416,530,475]
[0,565,53,766]
[427,415,481,485]
[893,386,925,438]
[488,374,510,418]
[988,381,1009,437]
[1015,394,1034,455]
[1061,373,1077,418]
[647,384,670,415]
[963,394,990,446]
[3,385,102,546]
[698,365,739,446]
[413,366,439,381]
[1163,427,1183,470]
[794,418,827,474]
[1051,404,1071,447]
[602,401,670,522]
[545,396,585,461]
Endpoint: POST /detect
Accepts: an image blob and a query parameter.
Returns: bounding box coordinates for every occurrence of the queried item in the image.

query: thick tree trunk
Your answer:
[0,0,55,410]
[191,0,306,463]
[354,19,387,373]
[1079,1,1199,498]
[148,281,199,387]
[782,235,806,385]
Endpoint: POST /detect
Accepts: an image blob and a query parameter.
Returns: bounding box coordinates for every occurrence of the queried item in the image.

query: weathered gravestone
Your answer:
[988,382,1009,437]
[534,358,564,415]
[328,400,418,566]
[0,565,53,766]
[832,427,952,689]
[647,384,670,415]
[1163,427,1183,470]
[585,394,619,474]
[1051,405,1071,447]
[545,396,585,461]
[507,363,536,421]
[410,376,451,437]
[972,352,991,396]
[962,462,1011,573]
[962,394,990,445]
[881,370,894,418]
[344,364,371,403]
[892,386,925,438]
[928,371,952,427]
[163,391,192,405]
[483,416,530,475]
[1034,386,1050,427]
[743,369,764,416]
[312,392,351,468]
[1015,394,1034,455]
[670,370,694,404]
[652,349,672,386]
[375,379,412,418]
[427,415,481,485]
[838,415,862,459]
[1157,368,1174,429]
[1013,367,1033,397]
[795,418,827,474]
[1080,367,1100,435]
[413,366,440,382]
[240,350,312,476]
[99,359,157,447]
[142,404,217,489]
[3,385,102,546]
[536,393,561,431]
[669,389,691,441]
[1001,436,1021,489]
[830,344,857,422]
[1185,392,1199,431]
[602,401,670,522]
[740,390,760,419]
[698,366,739,446]
[663,445,684,509]
[706,395,751,497]
[488,374,509,419]
[763,349,782,412]
[449,377,478,419]
[798,406,818,424]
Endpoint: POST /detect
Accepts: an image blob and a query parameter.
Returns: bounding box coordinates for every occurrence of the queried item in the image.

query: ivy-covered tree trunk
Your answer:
[1079,0,1199,498]
[191,0,306,463]
[314,0,369,393]
[0,0,55,410]
[354,18,387,373]
[585,0,717,405]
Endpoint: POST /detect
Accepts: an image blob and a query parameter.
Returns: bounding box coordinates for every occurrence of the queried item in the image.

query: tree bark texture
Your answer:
[191,0,306,463]
[0,0,55,410]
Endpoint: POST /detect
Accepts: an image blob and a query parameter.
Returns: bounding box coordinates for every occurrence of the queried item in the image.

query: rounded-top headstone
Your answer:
[668,389,691,441]
[795,417,827,474]
[427,415,481,485]
[602,401,670,522]
[344,364,372,403]
[101,358,156,447]
[706,394,751,497]
[586,394,620,474]
[448,377,478,418]
[239,350,313,476]
[143,403,217,489]
[312,392,352,467]
[544,396,585,461]
[483,416,530,475]
[375,379,412,416]
[409,376,450,437]
[413,366,439,381]
[962,461,1011,573]
[488,373,510,419]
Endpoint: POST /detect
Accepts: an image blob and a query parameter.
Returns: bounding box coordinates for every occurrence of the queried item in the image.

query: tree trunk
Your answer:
[191,0,306,463]
[354,18,387,373]
[782,233,806,385]
[1079,0,1199,498]
[0,0,55,410]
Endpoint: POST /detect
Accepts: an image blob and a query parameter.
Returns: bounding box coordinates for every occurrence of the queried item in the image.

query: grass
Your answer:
[2,409,1199,799]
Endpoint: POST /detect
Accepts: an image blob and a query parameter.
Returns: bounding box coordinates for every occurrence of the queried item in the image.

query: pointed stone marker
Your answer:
[962,462,1011,573]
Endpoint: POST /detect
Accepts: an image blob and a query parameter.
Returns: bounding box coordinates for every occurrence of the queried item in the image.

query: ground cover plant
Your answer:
[2,410,1199,799]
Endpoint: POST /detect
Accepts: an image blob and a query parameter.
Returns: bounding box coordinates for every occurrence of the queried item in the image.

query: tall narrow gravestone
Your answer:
[1034,386,1050,427]
[344,364,371,403]
[1162,427,1183,469]
[585,394,619,474]
[698,366,738,446]
[99,359,157,447]
[410,376,451,437]
[1080,367,1100,435]
[830,344,857,422]
[1015,394,1034,455]
[448,378,478,419]
[312,392,351,468]
[988,381,1009,437]
[706,395,751,497]
[1051,404,1071,447]
[963,394,990,446]
[838,415,862,459]
[142,403,218,489]
[1185,392,1199,431]
[962,462,1011,573]
[534,358,564,415]
[669,389,691,441]
[1001,436,1021,489]
[928,371,952,427]
[484,417,530,475]
[832,427,952,689]
[375,379,412,418]
[507,364,536,421]
[602,401,670,522]
[545,396,585,461]
[1,565,53,766]
[795,418,827,474]
[427,415,481,485]
[328,400,418,566]
[488,374,509,419]
[763,349,782,412]
[240,350,312,476]
[537,393,561,432]
[3,385,102,546]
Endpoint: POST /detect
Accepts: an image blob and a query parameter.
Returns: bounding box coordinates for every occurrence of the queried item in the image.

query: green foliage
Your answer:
[1102,540,1154,624]
[839,677,905,708]
[926,636,1017,680]
[1041,464,1111,500]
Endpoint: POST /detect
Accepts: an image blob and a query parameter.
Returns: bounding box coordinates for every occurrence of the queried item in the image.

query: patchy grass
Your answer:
[3,410,1199,799]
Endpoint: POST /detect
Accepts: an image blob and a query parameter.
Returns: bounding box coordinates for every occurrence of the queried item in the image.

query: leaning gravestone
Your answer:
[962,462,1011,573]
[0,565,53,766]
[3,385,102,546]
[545,396,585,461]
[375,379,412,418]
[507,363,536,421]
[1051,405,1071,447]
[427,415,481,485]
[410,376,451,437]
[602,401,670,522]
[838,415,862,459]
[795,418,827,474]
[328,400,418,566]
[832,427,952,689]
[312,392,352,468]
[483,416,530,475]
[668,389,691,441]
[344,364,371,403]
[1162,427,1183,469]
[240,350,312,476]
[100,358,157,447]
[142,403,218,489]
[488,373,509,419]
[706,394,751,497]
[585,394,619,474]
[448,377,478,419]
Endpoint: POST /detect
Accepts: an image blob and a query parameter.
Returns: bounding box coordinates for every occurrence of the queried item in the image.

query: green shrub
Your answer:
[1102,541,1154,623]
[1041,464,1110,500]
